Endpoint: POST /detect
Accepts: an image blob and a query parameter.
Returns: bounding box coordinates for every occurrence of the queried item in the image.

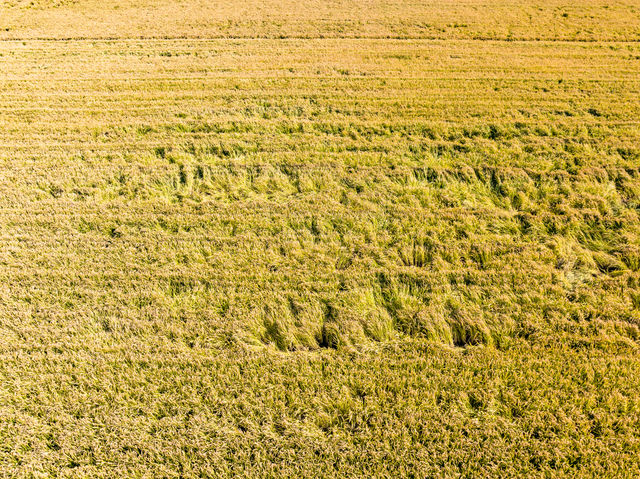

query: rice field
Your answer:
[1,1,640,477]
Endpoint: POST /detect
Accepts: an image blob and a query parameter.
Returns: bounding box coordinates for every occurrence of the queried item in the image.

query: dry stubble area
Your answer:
[1,1,640,477]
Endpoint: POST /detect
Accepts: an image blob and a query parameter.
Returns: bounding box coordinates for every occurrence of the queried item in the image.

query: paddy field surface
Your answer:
[1,1,640,476]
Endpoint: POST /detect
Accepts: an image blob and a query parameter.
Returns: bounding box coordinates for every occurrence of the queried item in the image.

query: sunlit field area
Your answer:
[1,1,640,476]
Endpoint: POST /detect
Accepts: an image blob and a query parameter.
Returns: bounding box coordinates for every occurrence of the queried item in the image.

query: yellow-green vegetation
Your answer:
[2,0,640,41]
[1,1,640,476]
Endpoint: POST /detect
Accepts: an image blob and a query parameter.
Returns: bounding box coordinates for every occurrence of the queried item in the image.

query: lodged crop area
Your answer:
[1,1,640,477]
